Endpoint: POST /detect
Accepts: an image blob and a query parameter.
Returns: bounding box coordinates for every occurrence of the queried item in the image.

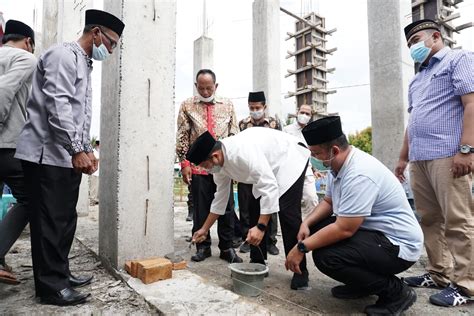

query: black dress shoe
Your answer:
[220,248,243,263]
[40,287,90,306]
[239,242,250,253]
[69,274,94,288]
[267,243,280,256]
[232,238,243,248]
[364,285,417,316]
[191,248,212,262]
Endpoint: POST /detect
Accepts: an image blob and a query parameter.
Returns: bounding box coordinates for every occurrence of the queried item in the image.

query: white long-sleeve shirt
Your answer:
[0,46,36,148]
[211,128,310,215]
[283,121,314,176]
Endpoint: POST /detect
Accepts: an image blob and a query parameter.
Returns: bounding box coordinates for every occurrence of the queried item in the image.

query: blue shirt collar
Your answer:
[420,47,450,70]
[334,146,355,179]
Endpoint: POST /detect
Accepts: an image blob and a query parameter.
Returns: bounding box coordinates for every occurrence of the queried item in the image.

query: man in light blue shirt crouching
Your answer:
[285,116,423,316]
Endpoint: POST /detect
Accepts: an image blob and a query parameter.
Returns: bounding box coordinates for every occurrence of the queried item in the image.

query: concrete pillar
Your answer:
[42,0,92,214]
[193,36,214,95]
[367,0,413,169]
[99,0,176,269]
[252,0,282,120]
[41,0,59,52]
[57,0,91,43]
[41,0,92,51]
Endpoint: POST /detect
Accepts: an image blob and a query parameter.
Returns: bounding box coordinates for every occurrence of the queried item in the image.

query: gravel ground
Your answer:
[0,229,156,315]
[1,202,472,315]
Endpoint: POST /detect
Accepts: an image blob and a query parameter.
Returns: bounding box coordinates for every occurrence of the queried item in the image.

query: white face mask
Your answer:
[297,114,311,125]
[250,110,264,120]
[92,33,110,61]
[206,164,222,174]
[198,93,215,103]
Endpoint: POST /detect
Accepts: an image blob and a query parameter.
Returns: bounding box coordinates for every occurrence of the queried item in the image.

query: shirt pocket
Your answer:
[431,71,450,81]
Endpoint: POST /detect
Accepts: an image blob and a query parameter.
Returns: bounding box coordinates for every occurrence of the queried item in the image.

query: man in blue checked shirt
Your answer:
[395,19,473,308]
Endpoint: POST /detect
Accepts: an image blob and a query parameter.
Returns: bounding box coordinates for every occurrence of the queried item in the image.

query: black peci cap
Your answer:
[302,116,343,146]
[85,9,125,37]
[4,20,35,44]
[248,91,266,103]
[186,131,216,165]
[404,19,440,41]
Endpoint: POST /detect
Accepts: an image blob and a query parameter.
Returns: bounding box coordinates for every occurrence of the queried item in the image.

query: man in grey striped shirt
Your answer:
[395,19,473,308]
[14,10,124,306]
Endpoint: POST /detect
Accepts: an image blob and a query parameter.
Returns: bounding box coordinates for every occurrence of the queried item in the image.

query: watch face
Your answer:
[460,145,470,154]
[298,242,307,253]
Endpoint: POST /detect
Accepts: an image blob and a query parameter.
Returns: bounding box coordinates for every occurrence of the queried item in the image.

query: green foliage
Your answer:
[348,127,372,154]
[90,135,98,148]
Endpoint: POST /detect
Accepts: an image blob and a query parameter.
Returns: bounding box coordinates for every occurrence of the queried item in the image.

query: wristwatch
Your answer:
[460,144,474,154]
[297,241,309,253]
[257,223,267,232]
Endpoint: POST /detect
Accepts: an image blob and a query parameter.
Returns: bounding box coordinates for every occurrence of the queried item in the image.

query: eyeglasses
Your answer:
[99,27,117,50]
[27,38,35,54]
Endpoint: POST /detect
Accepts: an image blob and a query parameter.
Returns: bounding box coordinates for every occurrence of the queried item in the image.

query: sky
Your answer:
[1,0,473,137]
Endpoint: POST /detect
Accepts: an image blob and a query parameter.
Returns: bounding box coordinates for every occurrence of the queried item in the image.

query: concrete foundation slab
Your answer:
[126,270,270,315]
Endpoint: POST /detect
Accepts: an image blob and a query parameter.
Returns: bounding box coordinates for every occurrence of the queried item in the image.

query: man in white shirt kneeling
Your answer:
[189,128,310,290]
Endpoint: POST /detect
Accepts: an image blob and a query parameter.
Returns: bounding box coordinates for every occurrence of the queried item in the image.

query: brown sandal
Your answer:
[0,267,20,285]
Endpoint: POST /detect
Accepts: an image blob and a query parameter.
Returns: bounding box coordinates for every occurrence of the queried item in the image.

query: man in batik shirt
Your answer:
[176,69,242,263]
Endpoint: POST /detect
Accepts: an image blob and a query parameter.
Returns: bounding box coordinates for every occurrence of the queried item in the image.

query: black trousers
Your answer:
[248,167,307,274]
[238,183,278,246]
[187,184,193,217]
[191,174,235,250]
[0,149,29,259]
[22,161,82,296]
[311,216,415,299]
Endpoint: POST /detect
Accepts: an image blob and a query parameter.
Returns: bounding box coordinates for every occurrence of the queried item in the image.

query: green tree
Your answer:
[348,127,372,154]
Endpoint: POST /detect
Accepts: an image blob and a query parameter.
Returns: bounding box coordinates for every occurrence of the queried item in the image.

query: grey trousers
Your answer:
[0,149,29,260]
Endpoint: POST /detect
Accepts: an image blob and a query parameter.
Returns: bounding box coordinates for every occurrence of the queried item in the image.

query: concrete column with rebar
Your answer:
[99,0,177,269]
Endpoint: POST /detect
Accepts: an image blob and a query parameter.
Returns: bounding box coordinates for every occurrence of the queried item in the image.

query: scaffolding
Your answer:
[284,11,337,119]
[411,0,473,48]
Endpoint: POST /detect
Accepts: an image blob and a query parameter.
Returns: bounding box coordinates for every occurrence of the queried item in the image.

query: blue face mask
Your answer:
[410,37,432,64]
[312,151,336,176]
[92,33,110,61]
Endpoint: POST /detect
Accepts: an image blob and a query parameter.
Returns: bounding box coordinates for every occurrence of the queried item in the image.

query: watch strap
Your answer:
[297,241,309,253]
[257,223,266,232]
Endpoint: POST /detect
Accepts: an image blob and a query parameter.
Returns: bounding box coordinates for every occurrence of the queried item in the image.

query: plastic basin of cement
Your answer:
[229,263,269,297]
